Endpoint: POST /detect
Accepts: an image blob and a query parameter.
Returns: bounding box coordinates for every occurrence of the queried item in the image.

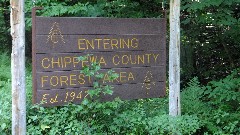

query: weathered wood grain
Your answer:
[36,35,165,53]
[36,51,165,71]
[36,17,166,35]
[36,82,165,107]
[36,67,165,89]
[32,16,167,106]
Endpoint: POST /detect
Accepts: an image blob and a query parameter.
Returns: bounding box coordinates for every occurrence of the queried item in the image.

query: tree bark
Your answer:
[10,0,26,134]
[169,0,181,116]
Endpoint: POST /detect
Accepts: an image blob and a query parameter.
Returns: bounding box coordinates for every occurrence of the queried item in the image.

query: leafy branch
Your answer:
[78,54,119,100]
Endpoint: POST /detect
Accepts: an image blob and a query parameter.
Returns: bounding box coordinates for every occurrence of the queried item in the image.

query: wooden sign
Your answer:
[32,10,166,106]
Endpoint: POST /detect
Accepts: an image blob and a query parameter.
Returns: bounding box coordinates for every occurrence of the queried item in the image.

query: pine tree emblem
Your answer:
[142,71,156,94]
[46,22,65,48]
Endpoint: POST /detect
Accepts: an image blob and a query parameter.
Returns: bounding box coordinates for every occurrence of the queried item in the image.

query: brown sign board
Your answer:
[32,8,166,107]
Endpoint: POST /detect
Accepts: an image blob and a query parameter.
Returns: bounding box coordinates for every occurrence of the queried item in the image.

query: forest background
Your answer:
[0,0,239,134]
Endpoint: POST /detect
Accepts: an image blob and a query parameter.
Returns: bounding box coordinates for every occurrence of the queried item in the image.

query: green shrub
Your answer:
[0,52,33,135]
[0,79,11,135]
[181,77,210,116]
[181,72,240,134]
[1,50,239,134]
[0,52,11,135]
[0,52,11,81]
[26,98,201,135]
[147,114,201,135]
[202,69,240,134]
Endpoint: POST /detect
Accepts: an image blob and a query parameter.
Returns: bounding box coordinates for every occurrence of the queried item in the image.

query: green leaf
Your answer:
[93,82,99,88]
[29,115,38,121]
[232,95,236,100]
[110,73,119,80]
[216,118,220,124]
[78,56,88,61]
[82,98,89,105]
[1,123,6,130]
[103,85,113,95]
[40,125,50,130]
[105,89,113,95]
[103,109,112,115]
[95,73,104,79]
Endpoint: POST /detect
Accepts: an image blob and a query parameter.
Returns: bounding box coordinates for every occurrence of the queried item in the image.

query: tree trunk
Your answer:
[169,0,181,116]
[10,0,26,134]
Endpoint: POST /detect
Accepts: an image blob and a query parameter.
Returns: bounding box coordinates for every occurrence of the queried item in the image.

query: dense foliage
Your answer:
[0,51,239,134]
[1,0,239,83]
[181,0,240,84]
[0,0,239,134]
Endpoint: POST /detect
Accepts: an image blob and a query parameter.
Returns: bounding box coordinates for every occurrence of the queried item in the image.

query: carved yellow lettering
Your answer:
[129,55,137,64]
[41,76,48,88]
[60,76,68,86]
[50,94,58,103]
[41,94,49,103]
[113,55,120,65]
[89,55,97,63]
[103,39,110,49]
[41,58,50,69]
[73,57,80,67]
[81,59,88,67]
[78,38,85,50]
[78,74,85,85]
[120,72,127,82]
[78,38,139,50]
[64,57,72,68]
[131,38,138,48]
[145,54,151,63]
[111,39,119,49]
[51,57,61,68]
[95,38,102,49]
[60,57,64,68]
[99,56,107,66]
[50,76,58,86]
[76,91,83,99]
[122,55,129,65]
[113,76,120,83]
[70,74,77,86]
[128,72,134,81]
[103,73,110,83]
[121,38,130,48]
[88,75,92,83]
[86,39,94,49]
[153,54,159,62]
[138,55,144,64]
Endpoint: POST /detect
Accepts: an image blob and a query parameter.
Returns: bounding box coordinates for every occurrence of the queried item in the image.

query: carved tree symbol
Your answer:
[142,71,156,95]
[46,22,65,48]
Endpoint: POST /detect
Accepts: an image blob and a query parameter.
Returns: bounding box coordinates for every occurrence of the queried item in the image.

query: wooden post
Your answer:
[10,0,26,134]
[169,0,181,116]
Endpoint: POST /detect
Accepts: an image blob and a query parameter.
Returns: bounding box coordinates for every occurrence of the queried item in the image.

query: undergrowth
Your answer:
[0,52,239,134]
